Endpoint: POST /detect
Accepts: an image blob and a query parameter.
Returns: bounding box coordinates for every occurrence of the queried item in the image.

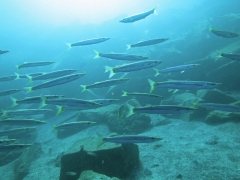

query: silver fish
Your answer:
[81,78,130,92]
[66,172,77,176]
[198,103,240,112]
[102,135,162,144]
[210,27,239,38]
[0,139,17,146]
[94,50,148,61]
[43,98,102,115]
[154,64,200,76]
[26,69,78,82]
[127,104,197,117]
[1,109,52,117]
[25,73,85,93]
[0,127,36,136]
[90,99,119,106]
[56,105,101,115]
[122,91,163,98]
[16,61,55,69]
[0,73,20,82]
[219,52,240,61]
[105,60,162,78]
[0,50,9,55]
[0,119,47,126]
[10,95,64,107]
[42,98,102,108]
[127,38,169,49]
[26,69,78,83]
[18,72,44,79]
[119,7,157,23]
[66,37,110,48]
[53,121,96,131]
[0,89,21,97]
[148,79,222,94]
[0,144,32,151]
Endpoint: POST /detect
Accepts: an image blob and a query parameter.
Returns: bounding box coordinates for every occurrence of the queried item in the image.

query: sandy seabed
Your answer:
[0,112,240,180]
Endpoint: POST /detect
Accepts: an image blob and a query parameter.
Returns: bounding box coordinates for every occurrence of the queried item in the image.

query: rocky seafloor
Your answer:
[0,90,240,180]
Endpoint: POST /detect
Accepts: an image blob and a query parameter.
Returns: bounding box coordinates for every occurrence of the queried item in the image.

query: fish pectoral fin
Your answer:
[126,103,134,117]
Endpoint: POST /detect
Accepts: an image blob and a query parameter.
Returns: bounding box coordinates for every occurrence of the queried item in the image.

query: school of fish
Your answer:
[0,6,240,151]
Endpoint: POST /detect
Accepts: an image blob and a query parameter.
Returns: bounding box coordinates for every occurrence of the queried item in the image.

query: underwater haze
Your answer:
[1,0,240,179]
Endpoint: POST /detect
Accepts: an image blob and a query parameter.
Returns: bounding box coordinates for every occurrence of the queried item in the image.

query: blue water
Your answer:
[0,0,240,179]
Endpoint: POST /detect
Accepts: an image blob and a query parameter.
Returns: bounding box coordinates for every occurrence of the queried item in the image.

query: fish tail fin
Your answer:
[39,96,47,109]
[26,74,33,84]
[122,91,128,97]
[148,79,156,94]
[153,68,160,77]
[24,87,33,94]
[104,66,115,78]
[56,105,64,116]
[16,65,19,70]
[66,43,72,50]
[96,132,104,148]
[209,27,213,32]
[126,44,131,50]
[94,50,100,59]
[1,110,8,117]
[14,72,20,80]
[216,50,223,57]
[80,85,87,92]
[10,96,18,108]
[153,5,158,15]
[126,103,134,117]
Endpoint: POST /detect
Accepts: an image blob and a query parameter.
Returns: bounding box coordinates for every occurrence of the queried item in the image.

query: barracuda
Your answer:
[105,60,162,78]
[148,79,222,94]
[94,50,148,61]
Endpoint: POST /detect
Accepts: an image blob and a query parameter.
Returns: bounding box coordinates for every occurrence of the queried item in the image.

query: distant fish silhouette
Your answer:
[127,38,169,49]
[66,37,110,49]
[0,50,9,55]
[120,7,157,23]
[210,27,239,38]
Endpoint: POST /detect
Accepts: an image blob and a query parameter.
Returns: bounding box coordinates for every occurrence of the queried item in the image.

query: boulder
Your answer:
[197,89,237,104]
[204,110,240,125]
[71,99,151,135]
[78,170,120,180]
[190,89,238,121]
[59,137,140,180]
[161,92,203,107]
